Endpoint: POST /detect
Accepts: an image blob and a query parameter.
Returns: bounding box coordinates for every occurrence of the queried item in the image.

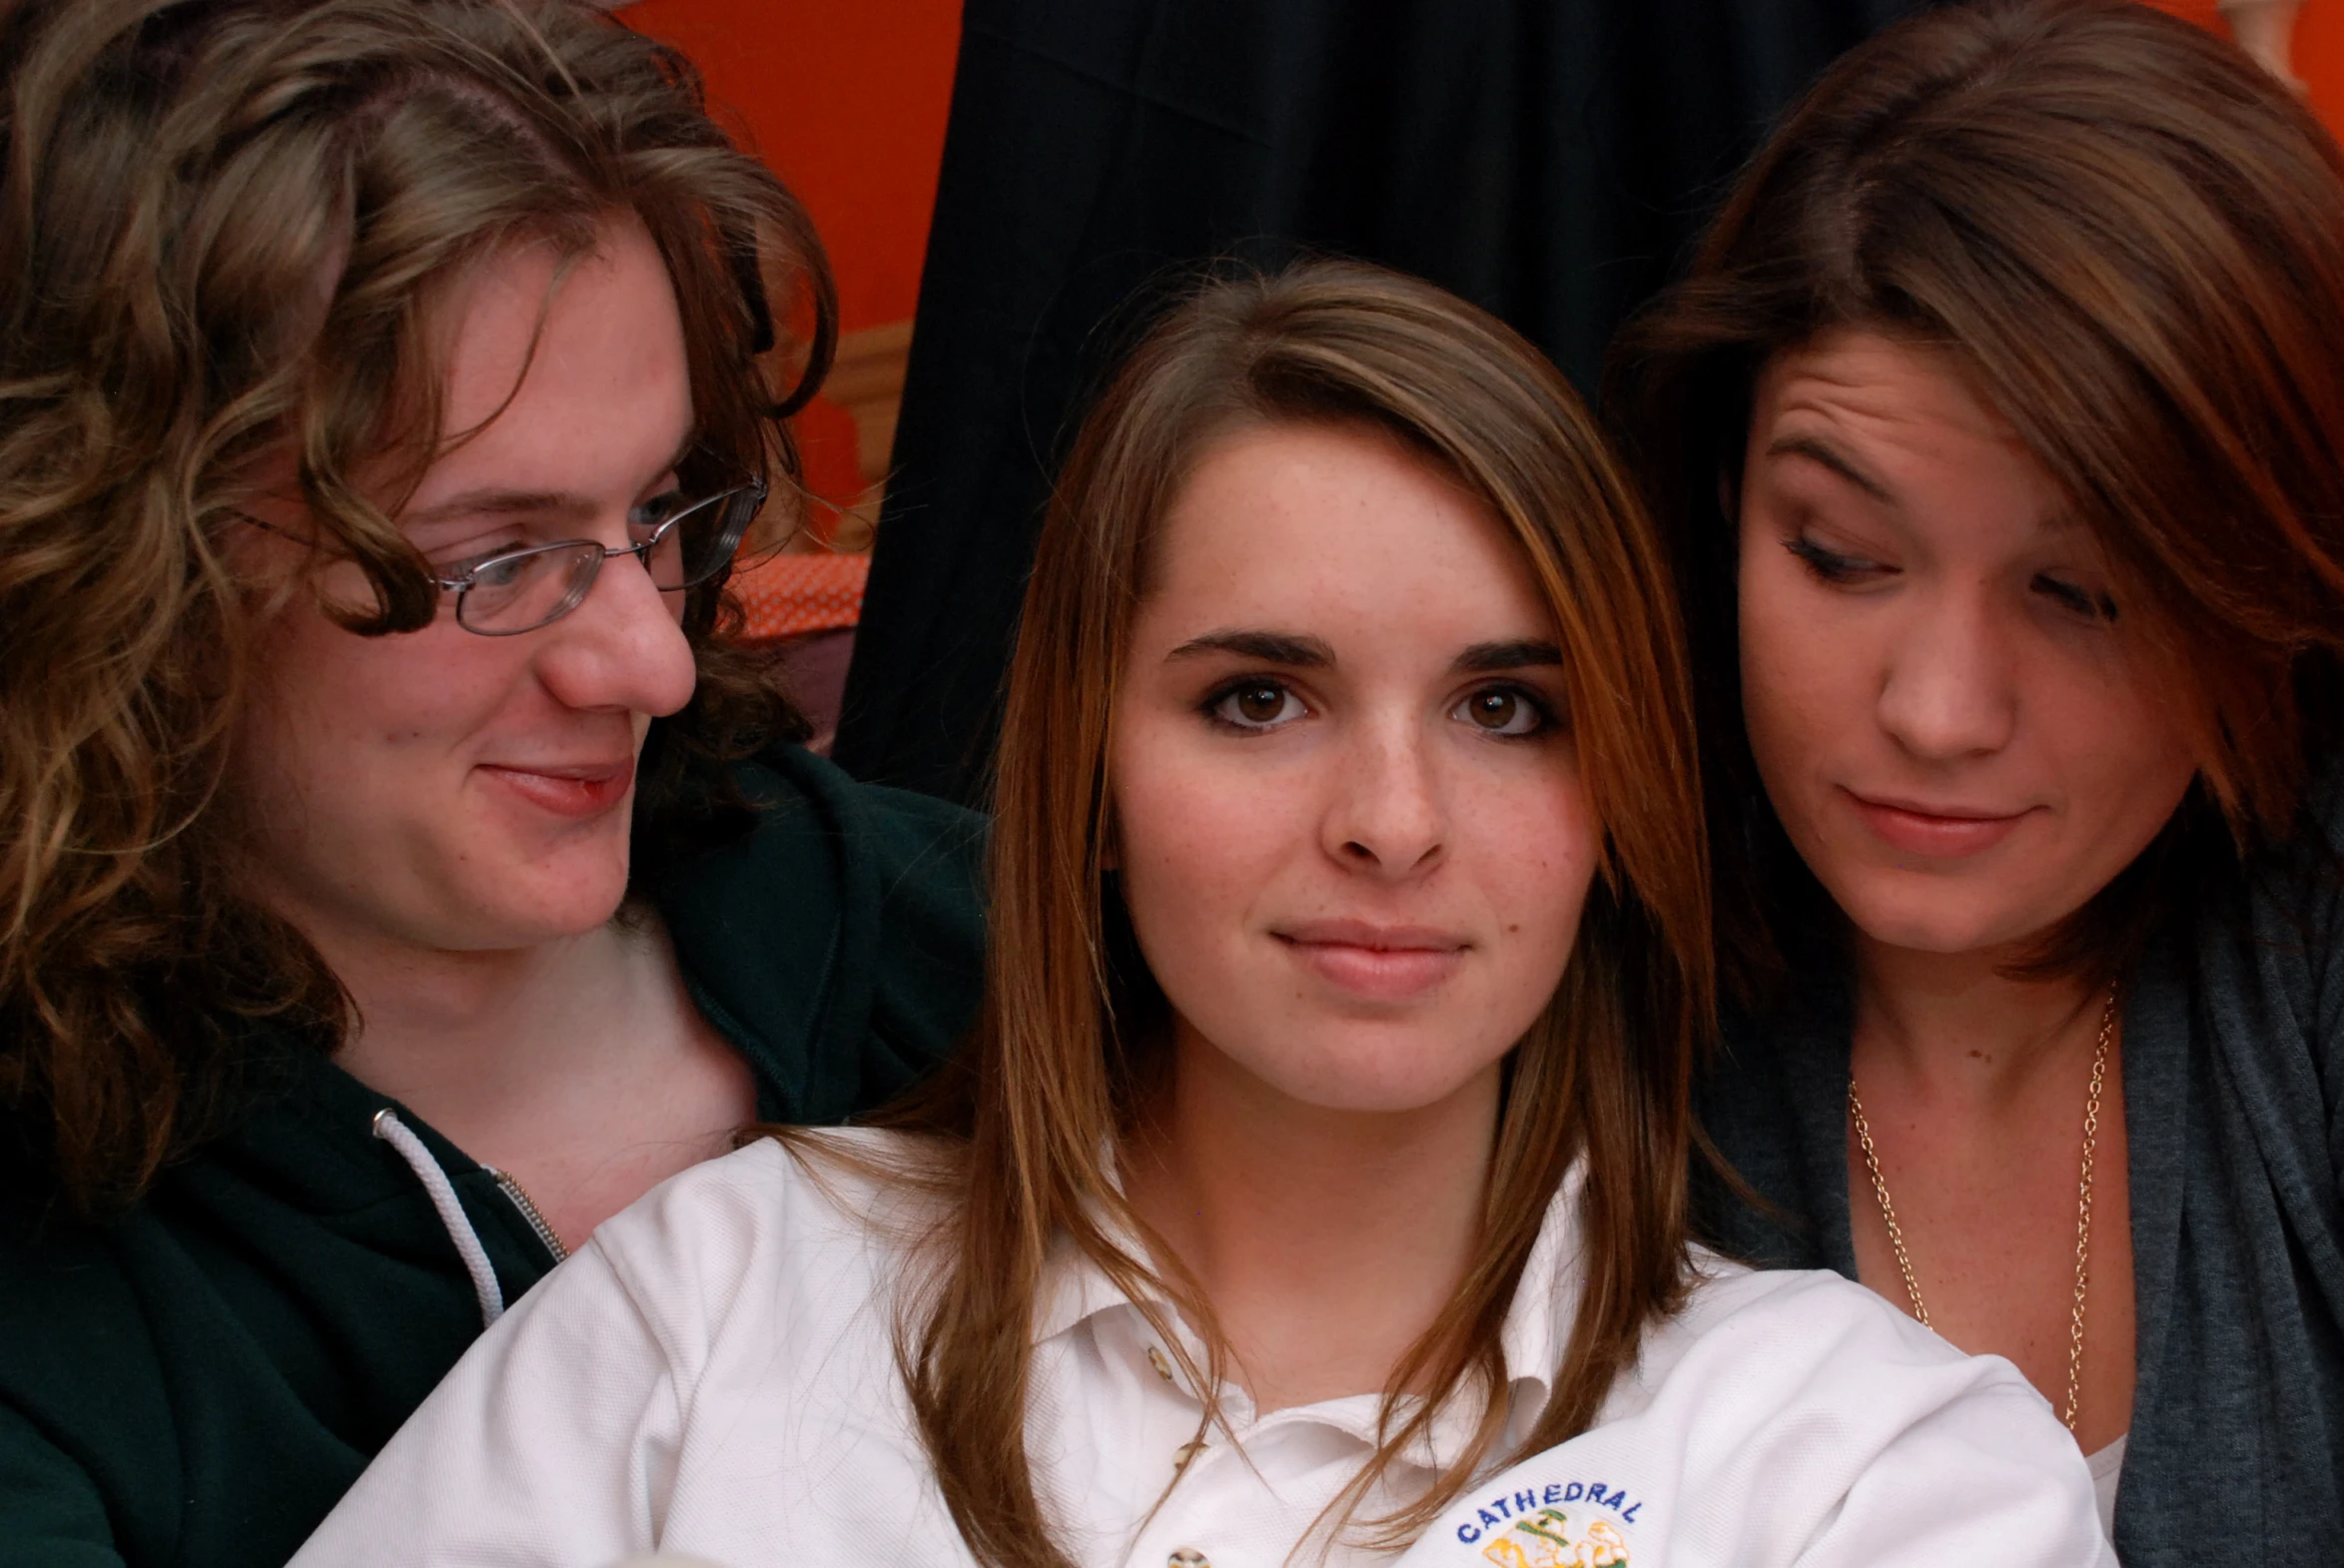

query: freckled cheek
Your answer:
[1112,741,1319,955]
[1460,786,1599,947]
[1118,768,1306,892]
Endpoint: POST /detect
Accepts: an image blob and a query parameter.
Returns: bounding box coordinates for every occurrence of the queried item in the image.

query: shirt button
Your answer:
[1169,1550,1209,1568]
[1147,1345,1175,1382]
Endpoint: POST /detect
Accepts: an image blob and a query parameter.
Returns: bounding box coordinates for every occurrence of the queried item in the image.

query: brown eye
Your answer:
[1235,684,1283,722]
[1209,680,1303,730]
[1452,686,1546,737]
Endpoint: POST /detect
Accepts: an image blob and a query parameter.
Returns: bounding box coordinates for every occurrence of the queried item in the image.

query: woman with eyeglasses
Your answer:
[0,3,984,1565]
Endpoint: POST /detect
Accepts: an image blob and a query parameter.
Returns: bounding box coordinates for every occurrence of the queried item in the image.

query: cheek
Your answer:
[237,606,513,796]
[1462,772,1603,968]
[2045,658,2199,847]
[1109,724,1308,945]
[1737,552,1848,801]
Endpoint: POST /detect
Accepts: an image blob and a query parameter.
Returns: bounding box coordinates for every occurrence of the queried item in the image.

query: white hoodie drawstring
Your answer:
[372,1108,505,1327]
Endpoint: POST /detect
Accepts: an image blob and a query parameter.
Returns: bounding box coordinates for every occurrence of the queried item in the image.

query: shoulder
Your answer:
[587,1130,942,1364]
[648,746,989,1121]
[591,1129,930,1275]
[1650,1255,1953,1382]
[736,743,986,872]
[647,744,984,919]
[1616,1256,2073,1463]
[2184,755,2344,1078]
[1410,1265,2104,1568]
[1640,1256,1931,1377]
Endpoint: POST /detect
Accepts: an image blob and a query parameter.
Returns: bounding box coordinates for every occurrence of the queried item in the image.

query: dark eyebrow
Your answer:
[1765,432,1895,503]
[1453,639,1563,673]
[1164,629,1335,666]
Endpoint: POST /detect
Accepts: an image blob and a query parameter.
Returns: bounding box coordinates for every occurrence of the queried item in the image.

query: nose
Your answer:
[529,547,698,718]
[1321,711,1446,878]
[1876,586,2016,763]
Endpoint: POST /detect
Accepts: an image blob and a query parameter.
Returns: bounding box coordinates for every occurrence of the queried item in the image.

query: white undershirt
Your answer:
[294,1131,2113,1568]
[2086,1434,2127,1539]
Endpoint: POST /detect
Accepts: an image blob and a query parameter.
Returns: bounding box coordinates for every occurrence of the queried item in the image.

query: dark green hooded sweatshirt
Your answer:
[0,745,986,1568]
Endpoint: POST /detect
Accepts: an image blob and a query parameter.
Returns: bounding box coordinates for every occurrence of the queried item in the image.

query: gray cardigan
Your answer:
[1692,780,2343,1568]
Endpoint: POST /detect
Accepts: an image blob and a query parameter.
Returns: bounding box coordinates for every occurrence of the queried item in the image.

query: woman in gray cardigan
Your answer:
[1605,3,2344,1563]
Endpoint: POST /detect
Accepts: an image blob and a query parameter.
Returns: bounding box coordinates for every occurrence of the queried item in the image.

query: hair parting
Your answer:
[819,259,1710,1566]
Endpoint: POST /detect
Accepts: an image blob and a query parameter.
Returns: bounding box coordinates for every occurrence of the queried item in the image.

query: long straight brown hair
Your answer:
[864,259,1712,1566]
[1605,0,2344,1005]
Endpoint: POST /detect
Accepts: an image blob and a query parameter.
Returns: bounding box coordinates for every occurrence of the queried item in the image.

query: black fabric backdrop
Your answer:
[833,0,1933,804]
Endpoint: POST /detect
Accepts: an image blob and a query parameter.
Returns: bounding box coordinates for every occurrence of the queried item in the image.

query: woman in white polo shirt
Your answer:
[293,262,2107,1568]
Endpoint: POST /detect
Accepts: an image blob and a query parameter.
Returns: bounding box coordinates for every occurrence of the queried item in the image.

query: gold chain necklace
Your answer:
[1847,982,2117,1433]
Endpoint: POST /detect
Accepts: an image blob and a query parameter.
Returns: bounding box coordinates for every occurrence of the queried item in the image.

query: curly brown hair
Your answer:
[0,0,836,1214]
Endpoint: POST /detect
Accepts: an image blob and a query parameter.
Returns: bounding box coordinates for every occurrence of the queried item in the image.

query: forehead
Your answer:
[396,217,692,503]
[1747,330,2076,546]
[1141,420,1554,642]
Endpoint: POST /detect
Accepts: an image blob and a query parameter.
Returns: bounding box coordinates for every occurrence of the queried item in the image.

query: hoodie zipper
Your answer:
[482,1167,569,1263]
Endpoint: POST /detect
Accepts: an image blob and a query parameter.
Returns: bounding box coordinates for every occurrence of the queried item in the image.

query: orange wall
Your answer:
[619,0,962,516]
[626,0,2338,325]
[622,2,2334,517]
[620,0,960,333]
[2143,0,2344,131]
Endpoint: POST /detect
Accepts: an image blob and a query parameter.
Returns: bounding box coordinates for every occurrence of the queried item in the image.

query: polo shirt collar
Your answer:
[1029,1156,1590,1466]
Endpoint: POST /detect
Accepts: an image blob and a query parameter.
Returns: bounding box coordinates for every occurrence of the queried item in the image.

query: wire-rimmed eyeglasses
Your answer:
[435,479,770,635]
[239,479,772,636]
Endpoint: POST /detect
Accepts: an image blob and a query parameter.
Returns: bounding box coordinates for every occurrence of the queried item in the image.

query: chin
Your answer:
[1830,876,2056,958]
[1253,1038,1500,1117]
[452,860,634,948]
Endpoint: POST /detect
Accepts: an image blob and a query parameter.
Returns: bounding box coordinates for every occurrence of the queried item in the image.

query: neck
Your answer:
[1123,1029,1497,1414]
[322,914,677,1129]
[1851,934,2107,1108]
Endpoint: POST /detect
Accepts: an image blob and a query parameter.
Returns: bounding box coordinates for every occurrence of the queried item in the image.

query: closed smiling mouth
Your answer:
[475,756,636,818]
[1271,921,1469,1001]
[1842,788,2035,857]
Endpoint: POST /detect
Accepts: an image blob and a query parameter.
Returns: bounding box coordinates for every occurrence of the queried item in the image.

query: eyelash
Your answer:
[2031,575,2120,622]
[1196,676,1559,739]
[1787,536,2118,622]
[1201,677,1307,733]
[1784,536,1881,583]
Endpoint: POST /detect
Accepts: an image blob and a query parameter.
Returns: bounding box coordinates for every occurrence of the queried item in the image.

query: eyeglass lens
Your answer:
[454,485,764,635]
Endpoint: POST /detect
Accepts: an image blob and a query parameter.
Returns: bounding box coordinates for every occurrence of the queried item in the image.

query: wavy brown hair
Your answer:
[0,0,835,1213]
[852,259,1711,1566]
[1605,0,2344,1006]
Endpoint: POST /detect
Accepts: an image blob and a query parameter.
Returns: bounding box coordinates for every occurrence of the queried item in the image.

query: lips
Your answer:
[1273,920,1468,1002]
[1844,788,2033,859]
[474,755,636,820]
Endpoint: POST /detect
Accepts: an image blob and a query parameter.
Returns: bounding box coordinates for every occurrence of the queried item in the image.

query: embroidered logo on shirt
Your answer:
[1476,1509,1627,1568]
[1448,1480,1640,1568]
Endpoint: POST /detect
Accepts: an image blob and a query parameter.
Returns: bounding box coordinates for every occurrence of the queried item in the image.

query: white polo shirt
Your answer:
[293,1132,2111,1568]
